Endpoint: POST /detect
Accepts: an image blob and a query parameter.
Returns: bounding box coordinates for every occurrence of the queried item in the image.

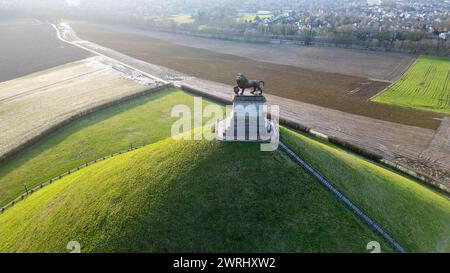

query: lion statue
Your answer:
[234,73,264,95]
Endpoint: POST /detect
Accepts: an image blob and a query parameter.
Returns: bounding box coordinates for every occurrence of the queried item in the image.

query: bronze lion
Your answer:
[234,73,264,95]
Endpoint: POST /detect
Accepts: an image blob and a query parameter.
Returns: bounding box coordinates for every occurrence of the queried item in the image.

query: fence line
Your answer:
[279,141,407,253]
[0,84,177,213]
[0,142,152,214]
[0,131,408,253]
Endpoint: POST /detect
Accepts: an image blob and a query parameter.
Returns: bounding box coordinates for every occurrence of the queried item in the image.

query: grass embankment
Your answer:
[373,56,450,114]
[0,88,216,207]
[0,136,387,252]
[281,127,450,253]
[1,88,448,252]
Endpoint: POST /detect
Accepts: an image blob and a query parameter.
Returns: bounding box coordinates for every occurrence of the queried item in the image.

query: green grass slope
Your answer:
[281,127,450,252]
[1,86,447,253]
[372,56,450,114]
[0,137,387,253]
[0,88,216,207]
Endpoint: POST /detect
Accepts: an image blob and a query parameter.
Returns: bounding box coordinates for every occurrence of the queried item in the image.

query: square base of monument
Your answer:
[215,118,278,143]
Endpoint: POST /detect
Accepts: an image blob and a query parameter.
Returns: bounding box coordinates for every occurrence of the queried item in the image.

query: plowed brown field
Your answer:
[0,21,90,82]
[72,23,441,129]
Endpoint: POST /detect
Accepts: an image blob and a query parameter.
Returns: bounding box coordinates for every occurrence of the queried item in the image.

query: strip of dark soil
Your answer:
[0,23,91,83]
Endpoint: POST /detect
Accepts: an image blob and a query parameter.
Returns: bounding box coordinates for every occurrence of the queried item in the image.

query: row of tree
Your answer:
[1,6,448,56]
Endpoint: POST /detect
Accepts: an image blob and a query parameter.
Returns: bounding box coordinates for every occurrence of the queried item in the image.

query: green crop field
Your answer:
[372,56,450,114]
[169,13,272,24]
[237,13,273,22]
[170,15,195,24]
[281,127,450,252]
[0,88,217,207]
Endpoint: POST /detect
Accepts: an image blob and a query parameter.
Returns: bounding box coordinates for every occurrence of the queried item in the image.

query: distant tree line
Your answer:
[124,9,450,56]
[1,7,449,56]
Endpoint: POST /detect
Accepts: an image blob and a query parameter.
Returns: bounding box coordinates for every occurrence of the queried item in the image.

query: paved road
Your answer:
[56,22,450,192]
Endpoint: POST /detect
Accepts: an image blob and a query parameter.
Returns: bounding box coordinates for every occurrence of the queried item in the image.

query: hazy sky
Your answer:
[0,0,442,13]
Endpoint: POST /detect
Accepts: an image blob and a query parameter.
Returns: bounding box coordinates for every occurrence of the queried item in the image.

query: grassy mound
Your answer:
[0,136,387,253]
[281,127,450,252]
[0,88,216,206]
[1,87,447,253]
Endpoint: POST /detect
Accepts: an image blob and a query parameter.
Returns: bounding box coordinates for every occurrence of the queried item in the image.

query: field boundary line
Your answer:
[279,141,407,253]
[369,57,418,101]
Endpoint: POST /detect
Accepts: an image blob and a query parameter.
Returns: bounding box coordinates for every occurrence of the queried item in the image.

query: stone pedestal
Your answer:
[216,95,277,142]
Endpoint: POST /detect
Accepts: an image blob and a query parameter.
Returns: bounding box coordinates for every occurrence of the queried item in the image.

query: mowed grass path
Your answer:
[0,88,217,207]
[0,136,389,253]
[281,127,450,252]
[373,56,450,114]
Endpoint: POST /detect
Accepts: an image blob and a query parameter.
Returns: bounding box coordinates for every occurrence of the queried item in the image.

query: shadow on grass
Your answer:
[97,141,385,253]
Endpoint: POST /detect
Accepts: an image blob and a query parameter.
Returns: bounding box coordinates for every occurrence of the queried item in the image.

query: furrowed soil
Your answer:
[0,21,90,82]
[72,23,441,129]
[105,24,416,82]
